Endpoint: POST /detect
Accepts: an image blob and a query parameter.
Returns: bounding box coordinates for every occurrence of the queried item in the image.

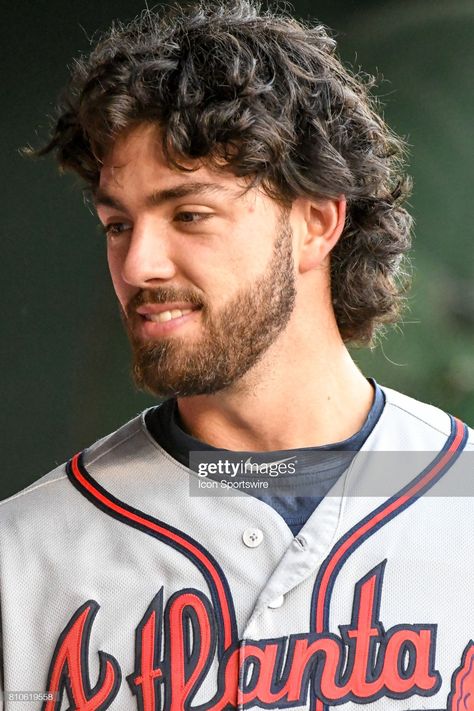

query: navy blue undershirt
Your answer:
[145,380,385,536]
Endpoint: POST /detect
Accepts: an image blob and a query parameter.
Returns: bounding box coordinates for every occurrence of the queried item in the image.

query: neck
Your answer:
[176,320,374,452]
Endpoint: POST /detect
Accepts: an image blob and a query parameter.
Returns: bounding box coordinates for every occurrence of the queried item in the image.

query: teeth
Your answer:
[147,308,193,323]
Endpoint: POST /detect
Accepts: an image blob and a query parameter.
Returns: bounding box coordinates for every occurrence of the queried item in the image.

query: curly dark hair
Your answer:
[34,0,412,345]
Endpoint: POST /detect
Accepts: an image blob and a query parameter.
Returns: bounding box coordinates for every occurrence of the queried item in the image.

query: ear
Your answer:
[295,196,346,273]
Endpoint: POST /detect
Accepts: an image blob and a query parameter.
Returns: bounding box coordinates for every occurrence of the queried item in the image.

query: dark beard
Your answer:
[123,215,297,397]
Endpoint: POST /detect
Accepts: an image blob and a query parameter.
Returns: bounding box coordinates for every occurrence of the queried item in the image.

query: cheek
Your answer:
[208,227,275,285]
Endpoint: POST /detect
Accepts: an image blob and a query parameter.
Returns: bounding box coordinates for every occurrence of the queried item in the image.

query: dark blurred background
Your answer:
[2,0,474,499]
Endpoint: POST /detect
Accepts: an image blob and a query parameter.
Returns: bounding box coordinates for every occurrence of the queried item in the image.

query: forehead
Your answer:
[99,123,241,193]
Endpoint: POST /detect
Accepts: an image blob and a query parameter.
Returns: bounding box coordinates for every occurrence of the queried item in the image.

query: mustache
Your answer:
[126,288,204,317]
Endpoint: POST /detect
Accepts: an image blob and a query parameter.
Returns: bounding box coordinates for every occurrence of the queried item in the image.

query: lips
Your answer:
[131,302,202,337]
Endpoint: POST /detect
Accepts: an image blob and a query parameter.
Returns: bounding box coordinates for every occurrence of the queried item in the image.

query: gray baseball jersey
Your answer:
[1,385,474,711]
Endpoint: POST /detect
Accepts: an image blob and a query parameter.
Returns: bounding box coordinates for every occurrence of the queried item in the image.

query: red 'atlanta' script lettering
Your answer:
[44,564,441,711]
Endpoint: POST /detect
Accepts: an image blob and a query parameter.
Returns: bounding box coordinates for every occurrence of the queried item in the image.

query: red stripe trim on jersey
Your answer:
[69,453,236,652]
[310,415,468,711]
[313,416,466,635]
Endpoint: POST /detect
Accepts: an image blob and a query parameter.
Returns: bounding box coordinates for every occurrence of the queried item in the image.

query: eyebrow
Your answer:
[93,181,236,211]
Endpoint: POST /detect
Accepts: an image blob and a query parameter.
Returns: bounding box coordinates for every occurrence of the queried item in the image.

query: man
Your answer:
[1,1,473,709]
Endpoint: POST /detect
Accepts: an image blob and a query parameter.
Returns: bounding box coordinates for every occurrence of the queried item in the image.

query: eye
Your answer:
[102,222,132,238]
[174,211,212,224]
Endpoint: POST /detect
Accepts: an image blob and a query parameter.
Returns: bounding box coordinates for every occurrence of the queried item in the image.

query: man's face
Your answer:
[96,124,297,397]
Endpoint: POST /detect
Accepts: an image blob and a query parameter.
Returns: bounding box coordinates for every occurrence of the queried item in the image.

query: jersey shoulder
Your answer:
[376,384,474,450]
[0,410,152,528]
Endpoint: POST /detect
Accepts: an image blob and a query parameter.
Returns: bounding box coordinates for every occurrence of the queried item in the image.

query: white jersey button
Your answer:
[268,595,285,609]
[242,528,264,548]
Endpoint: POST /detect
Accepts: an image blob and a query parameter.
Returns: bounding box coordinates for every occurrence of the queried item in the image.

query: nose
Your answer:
[121,217,177,287]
